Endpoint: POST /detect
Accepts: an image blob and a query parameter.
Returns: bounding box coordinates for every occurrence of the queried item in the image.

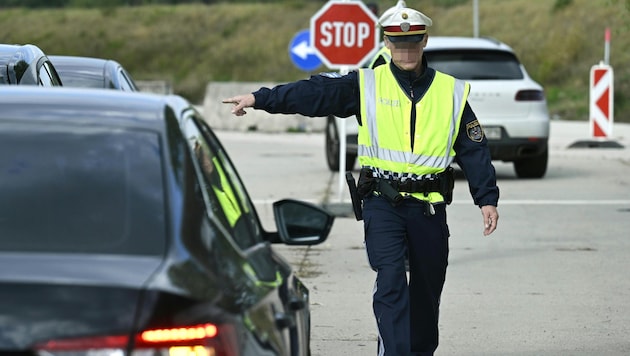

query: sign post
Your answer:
[571,27,623,149]
[590,28,614,140]
[310,0,378,201]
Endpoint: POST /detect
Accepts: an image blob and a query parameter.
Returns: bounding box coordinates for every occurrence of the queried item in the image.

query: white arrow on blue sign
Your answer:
[289,29,322,72]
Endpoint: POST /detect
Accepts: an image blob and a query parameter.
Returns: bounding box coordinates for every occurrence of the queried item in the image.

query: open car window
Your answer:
[183,113,261,251]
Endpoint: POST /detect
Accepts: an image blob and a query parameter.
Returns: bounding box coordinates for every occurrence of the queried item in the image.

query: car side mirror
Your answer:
[271,199,334,246]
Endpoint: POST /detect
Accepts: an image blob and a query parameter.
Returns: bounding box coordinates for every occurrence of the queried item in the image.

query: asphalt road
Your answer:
[216,120,630,356]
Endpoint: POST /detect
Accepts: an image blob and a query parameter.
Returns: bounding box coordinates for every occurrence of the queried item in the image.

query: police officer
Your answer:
[223,6,499,356]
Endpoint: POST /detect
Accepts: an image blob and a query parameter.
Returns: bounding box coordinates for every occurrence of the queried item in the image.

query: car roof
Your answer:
[48,54,139,91]
[49,55,115,68]
[0,86,189,131]
[0,43,47,65]
[425,36,515,52]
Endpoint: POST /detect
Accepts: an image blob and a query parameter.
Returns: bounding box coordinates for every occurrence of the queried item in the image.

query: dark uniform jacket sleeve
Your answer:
[454,103,500,207]
[252,72,359,118]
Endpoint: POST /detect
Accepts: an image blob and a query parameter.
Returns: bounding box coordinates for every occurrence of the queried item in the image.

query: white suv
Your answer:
[325,36,550,178]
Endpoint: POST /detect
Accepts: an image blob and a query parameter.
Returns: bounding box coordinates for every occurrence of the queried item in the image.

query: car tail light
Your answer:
[34,323,238,356]
[515,89,545,101]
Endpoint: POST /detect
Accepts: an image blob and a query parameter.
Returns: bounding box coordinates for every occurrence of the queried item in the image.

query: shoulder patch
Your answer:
[319,72,342,79]
[466,120,484,142]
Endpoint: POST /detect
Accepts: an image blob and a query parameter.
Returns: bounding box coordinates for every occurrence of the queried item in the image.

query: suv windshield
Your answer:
[0,123,166,255]
[425,49,524,80]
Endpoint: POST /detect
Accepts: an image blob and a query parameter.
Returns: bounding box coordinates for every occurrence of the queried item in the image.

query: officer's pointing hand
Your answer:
[480,205,498,236]
[222,94,255,116]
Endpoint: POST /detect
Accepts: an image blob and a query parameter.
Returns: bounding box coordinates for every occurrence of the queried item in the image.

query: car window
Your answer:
[118,69,139,92]
[38,63,53,86]
[57,72,104,88]
[0,66,8,84]
[38,62,62,87]
[183,114,261,251]
[0,122,166,255]
[425,49,524,80]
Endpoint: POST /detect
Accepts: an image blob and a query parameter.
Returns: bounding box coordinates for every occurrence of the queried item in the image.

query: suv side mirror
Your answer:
[271,199,334,246]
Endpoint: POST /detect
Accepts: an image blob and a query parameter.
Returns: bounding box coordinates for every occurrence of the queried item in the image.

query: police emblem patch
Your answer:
[466,120,484,142]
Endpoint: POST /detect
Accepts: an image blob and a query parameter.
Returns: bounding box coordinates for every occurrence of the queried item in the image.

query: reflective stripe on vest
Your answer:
[357,67,469,201]
[368,46,392,68]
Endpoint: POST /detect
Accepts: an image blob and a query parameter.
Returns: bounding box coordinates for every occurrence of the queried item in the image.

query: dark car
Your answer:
[0,43,62,86]
[0,86,333,355]
[49,55,139,91]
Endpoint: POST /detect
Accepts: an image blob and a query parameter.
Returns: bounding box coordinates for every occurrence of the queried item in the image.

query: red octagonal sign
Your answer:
[310,1,379,69]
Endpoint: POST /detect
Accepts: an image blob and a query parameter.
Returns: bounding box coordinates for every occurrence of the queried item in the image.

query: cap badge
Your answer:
[400,22,410,32]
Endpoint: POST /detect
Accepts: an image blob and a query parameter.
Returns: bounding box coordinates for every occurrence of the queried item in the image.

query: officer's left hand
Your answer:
[480,205,498,236]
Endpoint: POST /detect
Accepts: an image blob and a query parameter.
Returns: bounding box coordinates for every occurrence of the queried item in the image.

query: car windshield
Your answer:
[425,49,524,80]
[0,123,166,255]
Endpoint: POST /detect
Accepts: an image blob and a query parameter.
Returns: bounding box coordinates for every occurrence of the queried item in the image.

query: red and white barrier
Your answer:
[589,63,614,139]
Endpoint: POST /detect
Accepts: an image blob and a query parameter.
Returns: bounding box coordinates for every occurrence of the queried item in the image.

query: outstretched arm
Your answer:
[223,72,360,118]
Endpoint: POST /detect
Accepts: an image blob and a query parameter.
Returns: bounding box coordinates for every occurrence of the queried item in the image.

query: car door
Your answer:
[182,109,301,355]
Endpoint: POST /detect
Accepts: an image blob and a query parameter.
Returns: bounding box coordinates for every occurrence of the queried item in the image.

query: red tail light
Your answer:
[515,89,545,101]
[34,323,238,356]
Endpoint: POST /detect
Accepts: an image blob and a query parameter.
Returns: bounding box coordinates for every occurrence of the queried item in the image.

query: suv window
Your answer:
[425,49,524,80]
[0,123,166,255]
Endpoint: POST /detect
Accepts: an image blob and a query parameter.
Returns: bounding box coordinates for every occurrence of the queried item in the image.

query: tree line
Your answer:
[0,0,328,8]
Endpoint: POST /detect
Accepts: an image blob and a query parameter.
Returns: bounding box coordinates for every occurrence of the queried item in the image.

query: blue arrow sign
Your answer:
[289,29,322,72]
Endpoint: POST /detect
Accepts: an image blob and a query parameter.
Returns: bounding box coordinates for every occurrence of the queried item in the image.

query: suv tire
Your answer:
[514,148,548,178]
[325,116,357,171]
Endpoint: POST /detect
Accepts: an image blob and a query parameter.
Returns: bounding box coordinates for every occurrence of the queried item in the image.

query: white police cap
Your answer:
[379,0,407,21]
[379,7,433,43]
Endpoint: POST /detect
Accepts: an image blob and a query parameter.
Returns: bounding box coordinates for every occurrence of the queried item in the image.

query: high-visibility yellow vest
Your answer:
[212,156,242,227]
[368,45,391,69]
[357,66,470,203]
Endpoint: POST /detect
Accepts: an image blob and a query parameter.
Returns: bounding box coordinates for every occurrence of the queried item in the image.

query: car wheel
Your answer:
[325,116,356,171]
[514,148,548,178]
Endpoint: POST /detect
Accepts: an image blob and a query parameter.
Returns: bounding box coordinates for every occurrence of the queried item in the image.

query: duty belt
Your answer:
[357,167,455,205]
[383,177,442,194]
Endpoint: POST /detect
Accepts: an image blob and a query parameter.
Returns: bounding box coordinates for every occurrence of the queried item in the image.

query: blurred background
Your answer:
[1,0,628,123]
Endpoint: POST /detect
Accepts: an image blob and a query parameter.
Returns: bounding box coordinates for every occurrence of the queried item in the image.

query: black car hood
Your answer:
[0,253,163,350]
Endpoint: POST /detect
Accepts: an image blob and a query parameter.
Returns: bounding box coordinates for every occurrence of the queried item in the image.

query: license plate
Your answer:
[484,127,502,140]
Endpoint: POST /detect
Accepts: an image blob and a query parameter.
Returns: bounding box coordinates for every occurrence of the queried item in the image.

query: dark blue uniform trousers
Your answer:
[363,195,449,356]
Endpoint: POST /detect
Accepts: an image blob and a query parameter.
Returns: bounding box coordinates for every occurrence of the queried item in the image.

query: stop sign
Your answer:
[310,1,379,69]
